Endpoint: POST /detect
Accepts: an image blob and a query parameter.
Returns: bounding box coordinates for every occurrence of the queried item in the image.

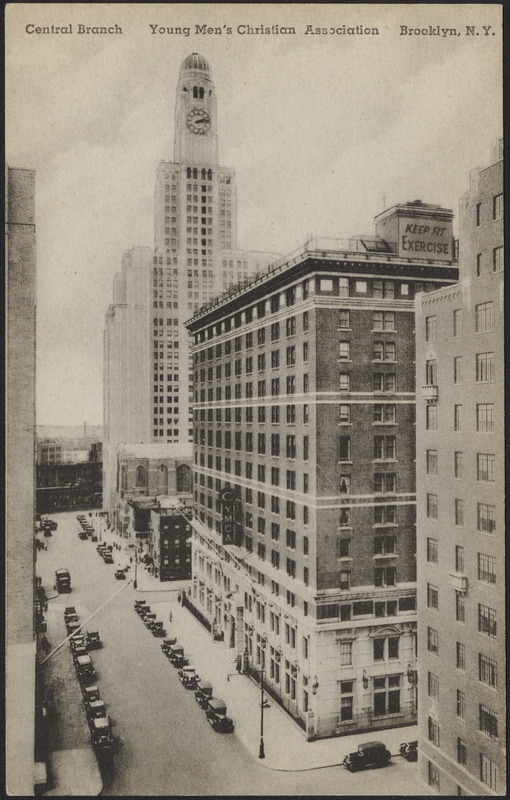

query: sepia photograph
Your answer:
[5,3,504,796]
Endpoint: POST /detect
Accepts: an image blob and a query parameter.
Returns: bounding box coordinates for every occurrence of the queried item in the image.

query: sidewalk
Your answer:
[40,593,102,795]
[108,533,419,773]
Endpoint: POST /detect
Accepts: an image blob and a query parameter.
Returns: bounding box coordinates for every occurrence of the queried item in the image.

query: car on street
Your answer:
[103,553,114,564]
[115,569,126,579]
[399,741,418,762]
[205,698,234,733]
[86,630,101,649]
[195,679,213,708]
[91,716,114,754]
[178,666,199,689]
[55,568,71,592]
[342,741,392,772]
[75,653,95,684]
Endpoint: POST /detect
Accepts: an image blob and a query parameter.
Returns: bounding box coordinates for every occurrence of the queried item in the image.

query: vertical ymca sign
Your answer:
[219,487,235,545]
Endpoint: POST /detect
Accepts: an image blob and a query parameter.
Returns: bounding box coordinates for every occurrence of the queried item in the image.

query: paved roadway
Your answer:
[37,511,425,796]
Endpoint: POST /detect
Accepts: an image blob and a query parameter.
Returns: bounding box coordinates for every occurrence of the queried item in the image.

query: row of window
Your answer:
[340,435,397,461]
[425,300,495,343]
[195,373,309,402]
[427,605,496,653]
[428,754,497,792]
[195,404,311,424]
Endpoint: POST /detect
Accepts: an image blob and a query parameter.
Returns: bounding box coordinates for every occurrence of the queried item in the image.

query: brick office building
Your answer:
[185,203,458,739]
[416,141,505,795]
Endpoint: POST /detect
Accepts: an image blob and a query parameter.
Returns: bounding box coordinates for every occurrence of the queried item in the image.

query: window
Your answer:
[426,360,437,385]
[339,341,350,360]
[339,404,351,424]
[286,471,296,491]
[454,451,463,478]
[270,322,280,341]
[427,538,438,563]
[455,499,464,526]
[453,308,462,336]
[455,545,464,572]
[476,352,494,382]
[338,538,351,558]
[271,467,279,486]
[374,566,396,587]
[428,672,439,700]
[373,341,396,361]
[339,277,349,297]
[477,453,495,482]
[339,640,352,666]
[339,508,351,527]
[257,433,266,454]
[339,310,350,328]
[271,405,279,424]
[425,316,437,342]
[286,345,296,366]
[477,403,494,433]
[339,436,351,461]
[374,535,396,555]
[340,570,351,590]
[374,505,396,525]
[493,245,504,271]
[457,738,467,766]
[478,553,496,584]
[428,717,440,746]
[374,473,396,493]
[302,310,309,330]
[479,653,497,688]
[374,674,400,716]
[286,529,296,550]
[454,357,462,384]
[427,627,439,654]
[479,703,498,739]
[428,761,440,790]
[286,375,296,394]
[480,754,497,791]
[454,405,462,431]
[374,373,396,392]
[427,583,439,609]
[286,316,296,337]
[373,404,395,423]
[456,642,465,670]
[476,253,482,277]
[355,280,367,293]
[271,433,279,456]
[478,603,496,638]
[373,436,395,460]
[427,494,438,519]
[457,689,465,718]
[426,450,438,474]
[476,202,481,226]
[373,311,395,331]
[475,301,494,333]
[426,405,437,430]
[493,193,503,220]
[477,503,496,533]
[338,370,351,392]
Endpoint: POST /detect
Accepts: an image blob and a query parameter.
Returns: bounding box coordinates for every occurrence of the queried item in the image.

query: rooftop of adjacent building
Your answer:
[118,442,193,460]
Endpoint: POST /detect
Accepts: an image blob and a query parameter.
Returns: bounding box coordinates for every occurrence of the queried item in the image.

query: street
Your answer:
[37,511,427,796]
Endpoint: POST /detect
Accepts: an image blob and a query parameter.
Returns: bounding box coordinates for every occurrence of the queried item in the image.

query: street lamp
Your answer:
[259,667,265,759]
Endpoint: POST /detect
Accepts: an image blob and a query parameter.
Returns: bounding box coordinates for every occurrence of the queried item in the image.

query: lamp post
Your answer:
[259,667,265,759]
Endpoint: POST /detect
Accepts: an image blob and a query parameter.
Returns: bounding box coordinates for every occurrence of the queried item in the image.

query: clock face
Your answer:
[186,108,211,135]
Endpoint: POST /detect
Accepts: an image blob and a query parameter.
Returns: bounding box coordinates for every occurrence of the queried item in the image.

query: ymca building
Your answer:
[185,201,459,739]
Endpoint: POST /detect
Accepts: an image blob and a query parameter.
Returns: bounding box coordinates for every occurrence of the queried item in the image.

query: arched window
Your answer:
[199,87,204,99]
[136,465,147,486]
[157,464,168,494]
[177,464,193,493]
[193,86,198,98]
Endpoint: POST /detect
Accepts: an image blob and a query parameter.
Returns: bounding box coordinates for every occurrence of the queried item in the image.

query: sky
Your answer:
[6,3,502,426]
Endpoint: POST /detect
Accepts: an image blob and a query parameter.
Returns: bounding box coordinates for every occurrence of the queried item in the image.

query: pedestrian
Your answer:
[169,611,172,622]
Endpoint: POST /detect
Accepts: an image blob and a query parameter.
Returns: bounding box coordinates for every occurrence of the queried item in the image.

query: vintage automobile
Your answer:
[168,643,189,668]
[78,530,88,540]
[65,612,79,625]
[45,519,58,531]
[91,535,98,542]
[195,679,213,708]
[178,666,199,690]
[342,741,392,772]
[64,606,77,619]
[66,622,81,637]
[82,684,100,704]
[138,605,152,620]
[114,569,126,580]
[399,741,418,762]
[75,654,95,685]
[70,634,86,651]
[151,621,167,638]
[91,716,114,754]
[86,630,101,649]
[144,613,157,628]
[161,637,177,655]
[72,643,88,661]
[55,569,71,593]
[134,599,148,614]
[205,698,234,733]
[86,699,107,724]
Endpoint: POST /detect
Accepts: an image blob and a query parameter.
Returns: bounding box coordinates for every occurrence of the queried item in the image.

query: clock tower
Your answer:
[174,52,218,165]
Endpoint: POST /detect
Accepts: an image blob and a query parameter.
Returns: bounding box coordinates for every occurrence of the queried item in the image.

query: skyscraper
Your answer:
[104,54,278,526]
[416,140,505,796]
[185,201,458,740]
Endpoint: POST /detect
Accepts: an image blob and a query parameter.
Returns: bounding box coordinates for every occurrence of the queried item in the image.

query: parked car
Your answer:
[161,637,177,655]
[91,716,113,754]
[151,621,167,638]
[72,643,88,661]
[178,666,199,689]
[86,630,101,649]
[144,613,157,628]
[343,741,392,772]
[103,553,114,564]
[64,606,77,620]
[82,684,100,704]
[86,699,107,724]
[75,654,95,685]
[205,698,234,733]
[195,679,213,708]
[399,741,418,762]
[78,530,88,540]
[114,569,126,580]
[70,634,86,652]
[167,643,188,668]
